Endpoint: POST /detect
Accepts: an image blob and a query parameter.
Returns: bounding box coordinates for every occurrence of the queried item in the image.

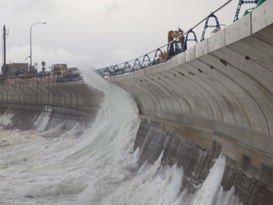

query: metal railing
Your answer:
[97,0,263,77]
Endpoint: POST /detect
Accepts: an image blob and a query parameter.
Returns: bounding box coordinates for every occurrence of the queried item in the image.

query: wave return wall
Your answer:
[105,0,273,170]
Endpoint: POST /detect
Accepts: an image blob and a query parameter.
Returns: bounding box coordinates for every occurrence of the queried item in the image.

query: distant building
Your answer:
[51,64,67,72]
[2,63,28,77]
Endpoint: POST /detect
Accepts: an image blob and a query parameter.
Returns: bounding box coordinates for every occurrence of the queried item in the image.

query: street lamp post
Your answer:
[29,22,46,71]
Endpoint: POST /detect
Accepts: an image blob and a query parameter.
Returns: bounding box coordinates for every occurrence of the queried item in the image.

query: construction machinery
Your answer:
[159,28,185,62]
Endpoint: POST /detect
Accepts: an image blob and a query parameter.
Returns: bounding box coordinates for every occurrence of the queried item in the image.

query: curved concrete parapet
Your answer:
[0,80,104,130]
[0,80,103,112]
[107,0,273,168]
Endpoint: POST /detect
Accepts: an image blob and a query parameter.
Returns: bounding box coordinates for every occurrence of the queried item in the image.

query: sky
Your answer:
[0,0,253,72]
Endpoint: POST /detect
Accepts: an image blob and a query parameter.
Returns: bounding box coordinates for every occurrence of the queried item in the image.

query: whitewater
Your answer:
[0,71,241,205]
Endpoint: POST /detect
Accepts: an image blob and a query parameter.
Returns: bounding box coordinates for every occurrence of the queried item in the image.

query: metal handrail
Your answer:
[98,0,241,77]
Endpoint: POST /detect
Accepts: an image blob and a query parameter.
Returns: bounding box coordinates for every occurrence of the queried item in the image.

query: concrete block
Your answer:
[226,19,240,45]
[196,39,208,58]
[252,1,267,33]
[116,73,128,81]
[166,57,175,71]
[186,46,196,62]
[240,13,252,39]
[147,63,167,75]
[208,28,226,52]
[266,0,273,25]
[146,65,157,75]
[171,51,186,68]
[134,68,145,77]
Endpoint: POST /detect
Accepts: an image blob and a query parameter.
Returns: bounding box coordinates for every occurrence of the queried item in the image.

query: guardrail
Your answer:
[97,0,265,77]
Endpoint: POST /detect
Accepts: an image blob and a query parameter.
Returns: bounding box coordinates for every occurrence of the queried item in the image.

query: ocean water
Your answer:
[0,71,242,205]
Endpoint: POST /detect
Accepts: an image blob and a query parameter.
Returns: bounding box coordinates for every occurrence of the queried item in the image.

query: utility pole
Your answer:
[2,25,7,76]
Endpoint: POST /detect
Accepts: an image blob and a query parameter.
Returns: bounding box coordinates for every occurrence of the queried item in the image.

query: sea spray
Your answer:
[0,70,242,204]
[0,111,14,127]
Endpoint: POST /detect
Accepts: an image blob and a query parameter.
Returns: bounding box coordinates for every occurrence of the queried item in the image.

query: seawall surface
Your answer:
[1,1,272,204]
[106,0,273,167]
[106,1,273,204]
[0,80,103,112]
[0,80,104,130]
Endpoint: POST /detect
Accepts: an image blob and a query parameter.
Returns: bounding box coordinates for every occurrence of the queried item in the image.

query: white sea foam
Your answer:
[189,155,242,205]
[34,107,52,132]
[191,155,227,205]
[0,111,14,126]
[0,70,242,205]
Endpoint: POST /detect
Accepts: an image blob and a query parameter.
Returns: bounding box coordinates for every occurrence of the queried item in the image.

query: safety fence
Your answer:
[97,0,266,77]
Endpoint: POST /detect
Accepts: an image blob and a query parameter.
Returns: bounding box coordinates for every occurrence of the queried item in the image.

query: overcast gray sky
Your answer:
[0,0,251,71]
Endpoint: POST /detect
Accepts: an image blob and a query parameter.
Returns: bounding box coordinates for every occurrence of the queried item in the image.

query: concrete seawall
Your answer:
[0,1,272,203]
[0,80,102,112]
[106,1,273,203]
[107,0,273,167]
[0,79,104,130]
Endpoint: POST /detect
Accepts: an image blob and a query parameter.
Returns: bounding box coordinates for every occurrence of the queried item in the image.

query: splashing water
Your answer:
[0,70,241,205]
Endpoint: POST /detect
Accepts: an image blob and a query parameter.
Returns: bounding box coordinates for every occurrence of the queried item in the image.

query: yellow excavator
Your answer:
[159,28,185,62]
